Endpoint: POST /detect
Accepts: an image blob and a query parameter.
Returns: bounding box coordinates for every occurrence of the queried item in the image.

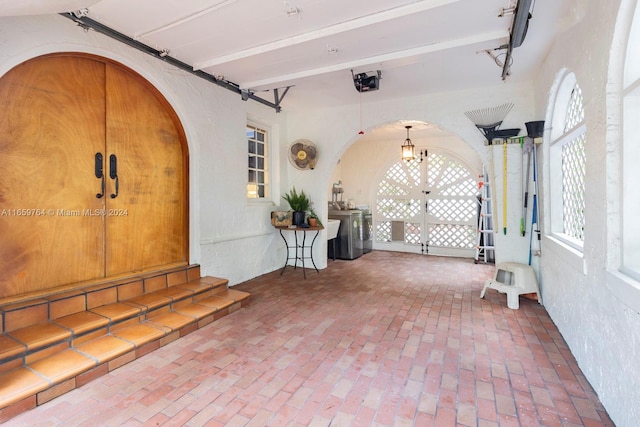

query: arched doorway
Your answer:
[0,53,189,298]
[329,120,481,258]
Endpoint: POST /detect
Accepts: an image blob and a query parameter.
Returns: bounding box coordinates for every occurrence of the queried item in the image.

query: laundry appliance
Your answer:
[328,210,363,260]
[360,208,373,254]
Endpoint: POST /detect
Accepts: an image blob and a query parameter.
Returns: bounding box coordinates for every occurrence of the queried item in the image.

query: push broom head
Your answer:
[464,102,514,144]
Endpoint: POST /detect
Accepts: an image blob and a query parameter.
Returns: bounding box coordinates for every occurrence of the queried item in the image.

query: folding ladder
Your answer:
[475,168,495,264]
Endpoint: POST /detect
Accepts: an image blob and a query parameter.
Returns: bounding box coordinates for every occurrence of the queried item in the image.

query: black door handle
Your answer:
[95,153,104,198]
[109,154,119,199]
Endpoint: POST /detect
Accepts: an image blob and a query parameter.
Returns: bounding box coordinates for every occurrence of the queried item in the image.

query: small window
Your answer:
[549,74,587,249]
[247,124,268,199]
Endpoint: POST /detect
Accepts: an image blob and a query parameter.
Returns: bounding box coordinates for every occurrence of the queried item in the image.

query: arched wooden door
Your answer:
[0,54,188,298]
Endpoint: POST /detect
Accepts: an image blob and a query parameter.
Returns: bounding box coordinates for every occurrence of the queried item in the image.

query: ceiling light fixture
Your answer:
[401,126,425,162]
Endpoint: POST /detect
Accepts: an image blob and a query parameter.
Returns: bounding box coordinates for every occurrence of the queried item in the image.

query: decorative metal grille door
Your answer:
[375,153,478,257]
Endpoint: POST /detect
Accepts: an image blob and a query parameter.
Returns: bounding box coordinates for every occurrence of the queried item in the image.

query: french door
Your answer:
[0,54,187,298]
[375,152,478,257]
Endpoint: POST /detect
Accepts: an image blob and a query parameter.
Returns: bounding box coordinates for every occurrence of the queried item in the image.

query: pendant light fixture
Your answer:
[401,125,415,161]
[401,125,426,162]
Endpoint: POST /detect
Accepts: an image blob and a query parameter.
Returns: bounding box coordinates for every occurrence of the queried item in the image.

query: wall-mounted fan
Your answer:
[288,139,318,170]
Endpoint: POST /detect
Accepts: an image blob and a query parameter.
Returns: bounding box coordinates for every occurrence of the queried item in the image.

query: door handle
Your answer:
[109,154,119,199]
[95,152,104,198]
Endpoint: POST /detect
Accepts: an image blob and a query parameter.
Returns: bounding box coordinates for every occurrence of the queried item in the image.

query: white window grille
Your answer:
[375,153,478,254]
[247,124,268,199]
[549,77,587,249]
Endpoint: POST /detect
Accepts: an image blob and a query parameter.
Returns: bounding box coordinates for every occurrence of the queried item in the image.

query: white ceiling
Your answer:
[0,0,571,112]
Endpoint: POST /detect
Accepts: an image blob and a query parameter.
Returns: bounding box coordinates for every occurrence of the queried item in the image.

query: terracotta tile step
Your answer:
[0,275,249,416]
[0,367,50,410]
[211,288,251,303]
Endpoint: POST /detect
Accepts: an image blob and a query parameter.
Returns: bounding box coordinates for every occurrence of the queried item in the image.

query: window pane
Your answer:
[564,84,584,131]
[551,77,586,246]
[247,124,268,199]
[562,135,586,241]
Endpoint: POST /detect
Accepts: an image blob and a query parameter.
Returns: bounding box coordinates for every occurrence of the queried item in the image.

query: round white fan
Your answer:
[288,139,318,170]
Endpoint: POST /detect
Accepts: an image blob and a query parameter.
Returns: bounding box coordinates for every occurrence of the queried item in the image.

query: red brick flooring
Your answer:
[5,251,613,426]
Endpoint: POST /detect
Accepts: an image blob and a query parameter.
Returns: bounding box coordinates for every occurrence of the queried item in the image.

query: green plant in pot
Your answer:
[306,205,323,227]
[282,187,310,226]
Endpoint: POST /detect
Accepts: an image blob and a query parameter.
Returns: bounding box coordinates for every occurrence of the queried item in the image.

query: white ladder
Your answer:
[475,168,495,264]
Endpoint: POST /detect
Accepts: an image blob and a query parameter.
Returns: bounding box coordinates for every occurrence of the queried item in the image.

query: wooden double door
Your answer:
[0,54,188,298]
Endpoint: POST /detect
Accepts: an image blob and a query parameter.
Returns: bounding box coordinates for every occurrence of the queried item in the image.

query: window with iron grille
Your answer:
[247,124,268,199]
[549,76,586,249]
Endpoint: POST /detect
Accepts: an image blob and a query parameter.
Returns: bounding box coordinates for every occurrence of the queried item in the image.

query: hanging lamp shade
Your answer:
[401,125,415,161]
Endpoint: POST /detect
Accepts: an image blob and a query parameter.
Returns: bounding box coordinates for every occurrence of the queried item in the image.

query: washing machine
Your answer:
[328,210,363,260]
[360,208,373,254]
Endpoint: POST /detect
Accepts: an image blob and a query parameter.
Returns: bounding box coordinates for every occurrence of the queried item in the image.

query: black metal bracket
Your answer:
[60,12,284,113]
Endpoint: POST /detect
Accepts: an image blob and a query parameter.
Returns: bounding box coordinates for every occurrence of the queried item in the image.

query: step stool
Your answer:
[480,262,541,309]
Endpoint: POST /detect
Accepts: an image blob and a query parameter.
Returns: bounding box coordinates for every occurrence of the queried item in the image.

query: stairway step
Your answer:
[0,335,26,364]
[212,288,250,303]
[89,302,143,324]
[53,311,110,336]
[147,311,196,332]
[29,349,96,384]
[151,286,193,301]
[126,293,172,311]
[111,322,168,347]
[75,335,135,364]
[197,295,235,311]
[174,303,217,320]
[7,323,72,352]
[0,367,49,409]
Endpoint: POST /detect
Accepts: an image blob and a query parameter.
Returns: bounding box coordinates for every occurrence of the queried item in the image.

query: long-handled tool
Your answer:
[533,142,541,242]
[521,137,533,236]
[489,145,499,234]
[503,142,507,235]
[528,140,541,265]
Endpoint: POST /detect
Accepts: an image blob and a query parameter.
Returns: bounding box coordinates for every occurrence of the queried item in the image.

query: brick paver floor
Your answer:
[6,251,613,426]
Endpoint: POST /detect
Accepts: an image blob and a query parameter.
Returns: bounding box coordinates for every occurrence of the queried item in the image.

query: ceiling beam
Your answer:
[239,30,508,89]
[134,0,240,40]
[193,0,464,71]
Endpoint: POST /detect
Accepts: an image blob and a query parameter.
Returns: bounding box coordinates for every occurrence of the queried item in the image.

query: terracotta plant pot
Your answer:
[308,217,318,227]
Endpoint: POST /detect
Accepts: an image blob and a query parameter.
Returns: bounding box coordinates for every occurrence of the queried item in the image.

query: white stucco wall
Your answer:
[532,1,640,426]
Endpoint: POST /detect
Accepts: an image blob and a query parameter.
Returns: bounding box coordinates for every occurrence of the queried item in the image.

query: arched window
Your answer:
[549,72,587,250]
[622,1,640,279]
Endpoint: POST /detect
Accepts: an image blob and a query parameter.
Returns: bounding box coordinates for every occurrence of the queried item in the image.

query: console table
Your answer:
[275,225,324,278]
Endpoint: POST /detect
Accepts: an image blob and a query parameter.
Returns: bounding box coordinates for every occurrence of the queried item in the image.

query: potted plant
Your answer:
[306,205,322,227]
[282,187,310,226]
